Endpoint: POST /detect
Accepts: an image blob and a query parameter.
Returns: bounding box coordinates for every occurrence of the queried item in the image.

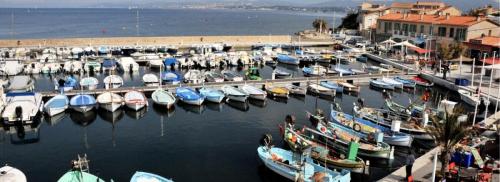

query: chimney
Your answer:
[420,14,424,20]
[476,16,481,21]
[445,13,450,20]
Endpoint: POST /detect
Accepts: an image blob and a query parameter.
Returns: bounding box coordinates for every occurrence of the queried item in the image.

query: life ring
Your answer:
[353,123,362,132]
[320,126,327,133]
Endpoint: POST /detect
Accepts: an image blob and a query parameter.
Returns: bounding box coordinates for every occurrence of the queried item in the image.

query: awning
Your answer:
[409,46,431,54]
[414,37,426,45]
[479,57,500,65]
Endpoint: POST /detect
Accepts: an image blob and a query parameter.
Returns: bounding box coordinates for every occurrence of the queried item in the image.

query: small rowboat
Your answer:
[175,87,205,106]
[412,76,434,87]
[124,91,148,111]
[265,84,289,98]
[97,92,124,112]
[370,79,394,90]
[151,89,176,109]
[44,94,69,117]
[70,94,96,113]
[222,85,248,102]
[285,84,306,96]
[320,81,344,93]
[241,84,267,101]
[199,87,225,103]
[380,77,403,89]
[103,75,123,89]
[131,171,173,182]
[308,83,335,96]
[337,81,360,92]
[394,77,416,88]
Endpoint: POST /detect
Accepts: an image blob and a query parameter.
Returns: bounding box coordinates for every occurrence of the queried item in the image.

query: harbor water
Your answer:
[0,61,463,182]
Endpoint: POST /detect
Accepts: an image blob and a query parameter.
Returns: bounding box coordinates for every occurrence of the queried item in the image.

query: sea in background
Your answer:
[0,8,344,39]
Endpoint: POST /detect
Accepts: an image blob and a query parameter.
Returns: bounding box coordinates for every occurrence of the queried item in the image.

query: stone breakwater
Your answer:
[0,35,293,48]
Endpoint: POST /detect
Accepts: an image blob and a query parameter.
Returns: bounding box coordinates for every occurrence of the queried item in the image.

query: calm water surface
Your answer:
[0,62,464,182]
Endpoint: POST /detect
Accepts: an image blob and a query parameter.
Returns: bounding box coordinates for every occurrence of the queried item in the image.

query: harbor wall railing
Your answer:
[0,35,294,48]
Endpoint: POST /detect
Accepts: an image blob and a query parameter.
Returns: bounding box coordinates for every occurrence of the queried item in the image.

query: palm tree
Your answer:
[425,107,473,180]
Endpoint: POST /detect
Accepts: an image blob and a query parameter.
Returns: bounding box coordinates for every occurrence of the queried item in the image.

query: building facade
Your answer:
[375,13,500,49]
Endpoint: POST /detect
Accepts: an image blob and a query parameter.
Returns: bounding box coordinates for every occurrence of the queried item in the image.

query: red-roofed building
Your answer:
[463,36,500,62]
[389,1,461,16]
[375,13,500,49]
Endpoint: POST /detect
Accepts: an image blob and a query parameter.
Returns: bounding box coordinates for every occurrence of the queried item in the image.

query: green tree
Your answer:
[438,42,464,60]
[337,12,359,30]
[425,108,473,180]
[312,18,328,33]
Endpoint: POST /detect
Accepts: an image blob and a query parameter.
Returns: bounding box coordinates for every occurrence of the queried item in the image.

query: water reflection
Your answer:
[1,121,42,145]
[44,112,66,126]
[248,99,267,108]
[226,101,250,111]
[98,109,124,147]
[176,102,205,114]
[268,96,288,104]
[152,104,175,117]
[205,102,224,112]
[124,107,148,120]
[70,110,97,127]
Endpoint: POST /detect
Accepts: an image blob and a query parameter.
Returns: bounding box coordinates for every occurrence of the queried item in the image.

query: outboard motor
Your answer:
[285,114,296,126]
[89,65,95,76]
[15,106,23,121]
[129,64,133,72]
[259,134,273,147]
[357,98,365,108]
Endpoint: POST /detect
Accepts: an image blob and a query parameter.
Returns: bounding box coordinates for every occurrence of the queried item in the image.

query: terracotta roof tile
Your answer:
[390,2,413,9]
[378,13,487,27]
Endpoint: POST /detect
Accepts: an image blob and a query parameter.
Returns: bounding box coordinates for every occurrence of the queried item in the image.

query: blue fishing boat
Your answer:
[330,109,413,147]
[369,79,395,90]
[44,94,69,117]
[55,76,78,92]
[394,77,416,88]
[70,94,96,113]
[163,57,177,67]
[131,171,173,182]
[320,81,344,93]
[102,59,117,71]
[302,65,326,77]
[175,87,205,106]
[199,87,225,103]
[257,146,351,182]
[276,54,299,65]
[161,71,182,85]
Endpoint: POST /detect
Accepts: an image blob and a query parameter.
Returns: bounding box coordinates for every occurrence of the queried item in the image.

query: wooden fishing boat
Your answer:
[103,75,123,89]
[302,65,326,77]
[44,94,69,117]
[412,76,434,87]
[80,77,99,90]
[353,105,433,140]
[175,87,205,106]
[273,69,291,79]
[283,127,366,173]
[311,121,393,159]
[285,84,306,96]
[97,92,124,112]
[337,81,360,92]
[124,91,148,111]
[142,74,160,87]
[245,67,262,80]
[57,154,106,182]
[241,84,267,101]
[394,77,416,88]
[330,109,413,147]
[307,83,335,97]
[70,94,96,113]
[380,77,403,89]
[257,146,351,182]
[199,87,225,103]
[320,81,344,93]
[151,89,176,109]
[204,71,224,83]
[369,79,394,90]
[221,85,248,102]
[221,71,244,82]
[265,84,289,98]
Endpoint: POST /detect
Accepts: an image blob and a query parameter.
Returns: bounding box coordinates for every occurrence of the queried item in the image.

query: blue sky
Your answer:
[0,0,498,10]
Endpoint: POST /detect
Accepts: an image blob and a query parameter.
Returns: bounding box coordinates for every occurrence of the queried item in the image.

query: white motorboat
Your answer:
[458,89,480,106]
[24,62,42,74]
[63,61,83,73]
[204,71,224,83]
[148,59,164,68]
[103,75,124,89]
[285,84,306,96]
[370,79,395,90]
[221,85,249,102]
[143,73,160,87]
[241,85,267,101]
[97,92,124,112]
[221,70,244,81]
[151,89,176,109]
[0,165,27,182]
[380,77,403,89]
[0,61,24,75]
[41,63,61,74]
[6,76,35,92]
[184,70,204,84]
[2,92,43,125]
[118,57,139,72]
[124,91,148,111]
[80,77,99,90]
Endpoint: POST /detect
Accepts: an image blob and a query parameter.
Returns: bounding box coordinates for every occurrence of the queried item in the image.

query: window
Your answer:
[384,22,392,33]
[402,24,409,35]
[449,28,454,38]
[438,27,446,36]
[378,22,382,29]
[429,26,434,35]
[455,28,467,41]
[409,24,417,33]
[420,25,425,34]
[394,23,401,31]
[489,30,492,36]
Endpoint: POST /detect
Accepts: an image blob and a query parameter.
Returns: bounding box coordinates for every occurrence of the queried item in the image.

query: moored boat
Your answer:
[302,65,326,77]
[241,84,267,100]
[142,74,160,87]
[2,92,43,125]
[70,94,97,113]
[44,94,69,117]
[183,70,204,84]
[175,87,205,106]
[307,83,335,97]
[199,87,225,103]
[103,75,124,89]
[204,71,224,83]
[124,91,148,111]
[369,79,395,90]
[97,92,124,112]
[0,165,27,182]
[80,77,99,90]
[161,71,182,85]
[273,69,291,79]
[221,70,244,82]
[151,89,176,109]
[131,171,173,182]
[57,154,106,182]
[221,85,248,102]
[320,81,344,93]
[412,76,434,87]
[6,76,35,92]
[458,89,479,106]
[285,84,306,96]
[337,81,360,92]
[394,77,416,88]
[380,77,403,89]
[265,84,289,98]
[276,54,299,65]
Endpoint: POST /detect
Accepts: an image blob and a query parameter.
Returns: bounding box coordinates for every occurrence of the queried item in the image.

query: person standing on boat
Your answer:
[406,149,415,181]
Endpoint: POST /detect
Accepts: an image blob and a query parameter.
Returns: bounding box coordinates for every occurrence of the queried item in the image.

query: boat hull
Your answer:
[71,105,95,113]
[125,102,146,111]
[227,95,248,102]
[179,98,204,106]
[44,106,67,117]
[99,103,122,112]
[205,95,225,103]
